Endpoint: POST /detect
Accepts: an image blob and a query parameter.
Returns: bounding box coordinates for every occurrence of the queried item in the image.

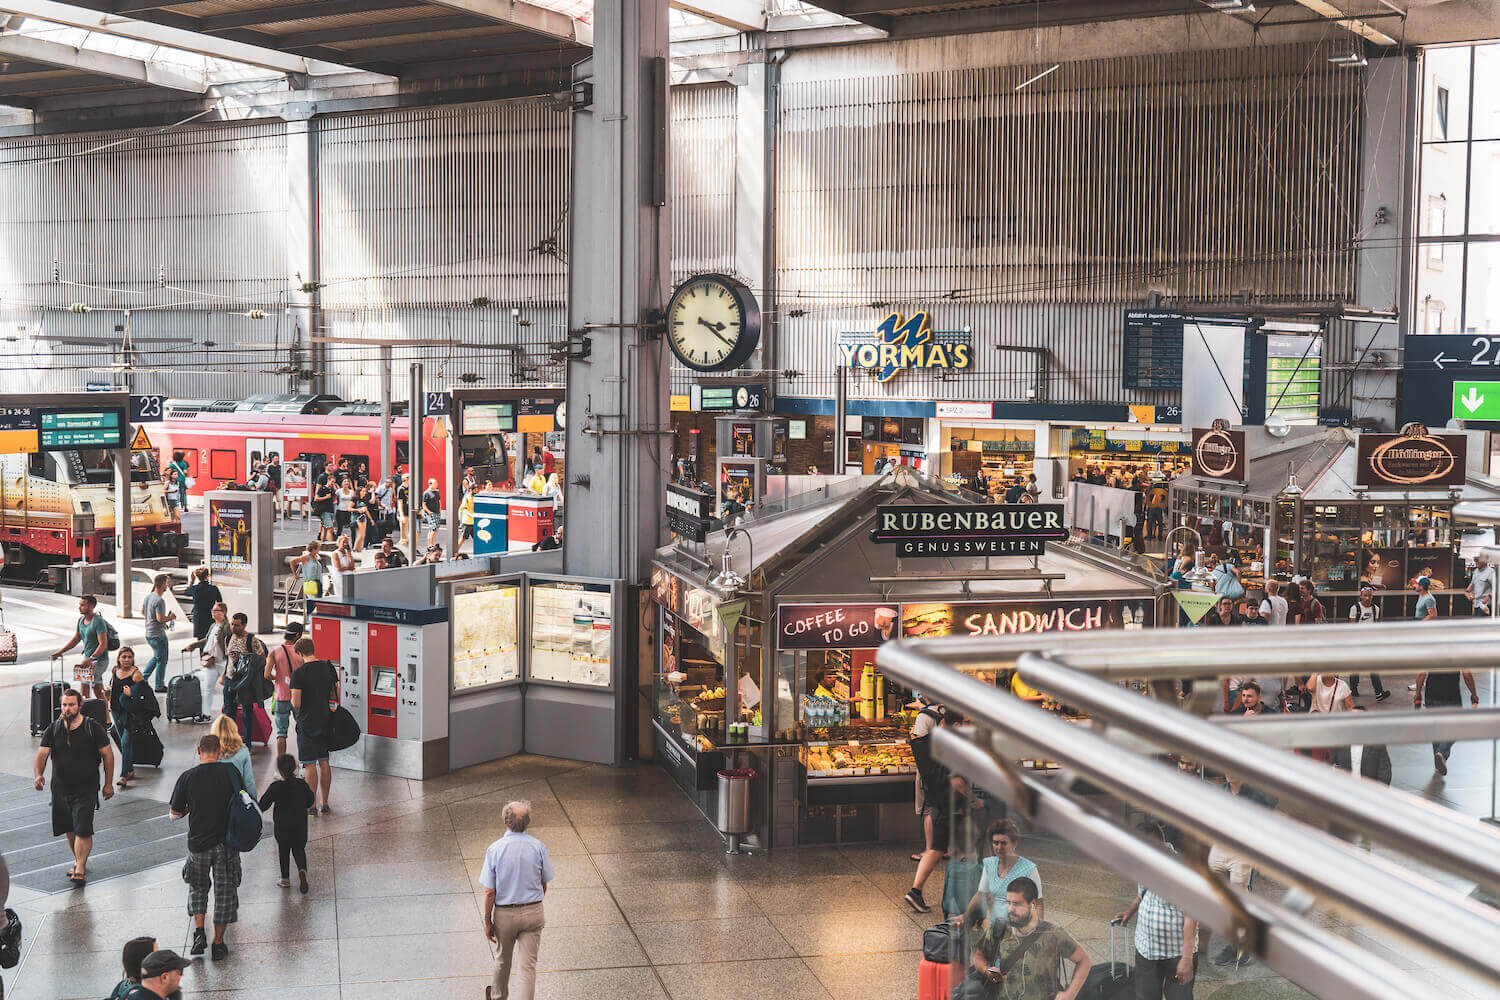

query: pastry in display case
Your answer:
[803,740,916,778]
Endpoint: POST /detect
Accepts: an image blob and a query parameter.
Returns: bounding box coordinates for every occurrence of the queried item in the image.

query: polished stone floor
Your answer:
[0,589,1496,998]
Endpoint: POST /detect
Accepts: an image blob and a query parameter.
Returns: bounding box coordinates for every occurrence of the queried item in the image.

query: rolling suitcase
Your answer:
[0,608,17,663]
[167,652,203,723]
[917,958,951,1000]
[132,721,165,768]
[1078,918,1135,1000]
[250,701,273,746]
[30,681,68,736]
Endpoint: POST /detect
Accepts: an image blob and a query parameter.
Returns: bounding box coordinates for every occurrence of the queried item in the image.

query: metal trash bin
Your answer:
[716,769,755,851]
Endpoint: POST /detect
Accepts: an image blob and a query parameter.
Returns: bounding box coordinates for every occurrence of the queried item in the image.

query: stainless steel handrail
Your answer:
[1016,651,1500,899]
[877,640,1500,992]
[933,729,1432,1000]
[1210,706,1499,746]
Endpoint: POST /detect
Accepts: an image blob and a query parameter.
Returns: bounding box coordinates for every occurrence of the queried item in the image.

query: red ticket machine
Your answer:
[365,622,399,739]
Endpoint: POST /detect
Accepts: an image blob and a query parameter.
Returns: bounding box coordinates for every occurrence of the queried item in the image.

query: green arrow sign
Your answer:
[1453,381,1500,420]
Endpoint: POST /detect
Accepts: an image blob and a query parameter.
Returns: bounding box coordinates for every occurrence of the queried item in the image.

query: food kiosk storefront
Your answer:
[1168,425,1499,620]
[649,471,1171,849]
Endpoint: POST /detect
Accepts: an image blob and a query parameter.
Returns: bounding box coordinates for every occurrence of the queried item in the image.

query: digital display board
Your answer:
[39,408,125,451]
[0,407,39,454]
[1264,335,1322,422]
[458,401,515,436]
[1122,311,1254,394]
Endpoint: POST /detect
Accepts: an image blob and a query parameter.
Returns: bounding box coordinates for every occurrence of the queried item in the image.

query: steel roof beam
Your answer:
[0,31,207,92]
[1285,0,1399,45]
[0,0,314,73]
[196,0,418,33]
[418,0,592,45]
[274,14,487,49]
[670,0,764,32]
[312,30,552,65]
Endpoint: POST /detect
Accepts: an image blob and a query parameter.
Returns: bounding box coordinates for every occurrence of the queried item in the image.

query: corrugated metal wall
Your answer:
[775,41,1363,404]
[314,99,571,401]
[671,83,737,285]
[0,121,290,397]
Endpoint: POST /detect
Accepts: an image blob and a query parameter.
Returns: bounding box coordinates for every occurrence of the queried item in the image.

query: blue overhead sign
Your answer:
[1402,334,1500,429]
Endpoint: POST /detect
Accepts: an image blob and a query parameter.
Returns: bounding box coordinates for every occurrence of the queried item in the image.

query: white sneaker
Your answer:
[277,878,290,888]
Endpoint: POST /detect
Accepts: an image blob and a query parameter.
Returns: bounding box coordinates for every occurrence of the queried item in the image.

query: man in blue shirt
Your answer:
[479,801,554,1000]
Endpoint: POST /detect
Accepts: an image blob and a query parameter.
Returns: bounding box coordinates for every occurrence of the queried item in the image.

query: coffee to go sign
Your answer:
[870,504,1068,557]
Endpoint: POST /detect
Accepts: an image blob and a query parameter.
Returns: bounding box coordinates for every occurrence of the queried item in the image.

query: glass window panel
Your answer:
[1475,43,1500,141]
[1424,46,1471,143]
[1416,243,1465,333]
[1469,141,1500,237]
[1419,146,1466,235]
[1465,242,1500,333]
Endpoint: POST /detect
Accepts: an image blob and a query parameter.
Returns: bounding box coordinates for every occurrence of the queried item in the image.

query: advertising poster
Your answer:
[720,462,757,508]
[282,460,311,500]
[901,598,1152,638]
[530,581,612,687]
[778,603,899,649]
[208,498,253,575]
[731,423,755,456]
[452,582,521,689]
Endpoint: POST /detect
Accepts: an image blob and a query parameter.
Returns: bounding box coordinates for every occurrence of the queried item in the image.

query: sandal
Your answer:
[68,872,86,886]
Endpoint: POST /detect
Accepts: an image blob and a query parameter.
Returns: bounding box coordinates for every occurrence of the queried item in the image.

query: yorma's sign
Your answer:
[1355,431,1467,489]
[870,503,1067,557]
[837,312,972,382]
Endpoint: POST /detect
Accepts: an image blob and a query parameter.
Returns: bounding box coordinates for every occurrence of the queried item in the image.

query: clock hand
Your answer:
[696,316,736,348]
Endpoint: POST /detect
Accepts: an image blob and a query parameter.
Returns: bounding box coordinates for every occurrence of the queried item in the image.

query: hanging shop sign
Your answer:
[665,483,713,542]
[1354,431,1467,489]
[869,503,1067,557]
[1190,427,1247,483]
[837,312,973,382]
[901,598,1153,638]
[778,603,900,649]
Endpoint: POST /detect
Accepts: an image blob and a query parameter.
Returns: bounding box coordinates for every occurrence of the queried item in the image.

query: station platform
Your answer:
[0,587,1493,999]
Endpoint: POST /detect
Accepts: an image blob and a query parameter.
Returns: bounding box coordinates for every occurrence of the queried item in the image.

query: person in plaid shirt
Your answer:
[1114,822,1199,999]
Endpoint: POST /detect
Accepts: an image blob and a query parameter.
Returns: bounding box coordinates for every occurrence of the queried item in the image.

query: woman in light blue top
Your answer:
[960,817,1043,926]
[212,714,255,792]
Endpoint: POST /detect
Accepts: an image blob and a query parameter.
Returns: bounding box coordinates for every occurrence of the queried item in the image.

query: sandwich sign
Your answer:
[870,503,1068,557]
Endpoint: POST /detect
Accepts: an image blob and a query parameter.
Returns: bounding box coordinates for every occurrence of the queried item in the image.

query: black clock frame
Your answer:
[665,272,761,373]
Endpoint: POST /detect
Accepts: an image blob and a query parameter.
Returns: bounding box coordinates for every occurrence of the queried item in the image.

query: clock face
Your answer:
[666,274,760,372]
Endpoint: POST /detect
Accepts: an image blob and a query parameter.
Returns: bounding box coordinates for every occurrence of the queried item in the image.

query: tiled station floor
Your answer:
[0,591,1495,998]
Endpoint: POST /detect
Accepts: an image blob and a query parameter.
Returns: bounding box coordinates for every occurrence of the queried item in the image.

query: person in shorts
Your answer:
[169,734,242,960]
[291,648,340,815]
[52,595,112,714]
[266,623,306,758]
[33,689,115,885]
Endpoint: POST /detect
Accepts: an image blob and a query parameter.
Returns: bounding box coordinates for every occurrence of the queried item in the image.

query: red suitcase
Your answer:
[918,958,951,1000]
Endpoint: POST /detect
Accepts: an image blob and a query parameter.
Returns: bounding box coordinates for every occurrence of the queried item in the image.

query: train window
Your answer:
[209,449,237,483]
[339,454,371,481]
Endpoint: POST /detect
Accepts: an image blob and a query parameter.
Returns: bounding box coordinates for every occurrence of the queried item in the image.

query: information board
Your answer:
[529,580,612,687]
[1122,311,1186,390]
[451,581,521,690]
[39,408,125,451]
[0,407,39,454]
[1264,335,1322,422]
[458,401,516,436]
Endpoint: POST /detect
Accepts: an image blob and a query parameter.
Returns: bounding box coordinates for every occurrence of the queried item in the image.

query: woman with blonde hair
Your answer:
[211,714,255,791]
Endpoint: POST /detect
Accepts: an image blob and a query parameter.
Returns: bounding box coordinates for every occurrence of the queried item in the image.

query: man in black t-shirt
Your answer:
[169,734,242,960]
[378,537,408,568]
[291,657,340,815]
[1414,664,1480,776]
[33,689,114,885]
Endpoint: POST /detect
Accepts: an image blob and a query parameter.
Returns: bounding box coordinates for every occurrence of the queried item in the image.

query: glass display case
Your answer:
[654,613,726,752]
[802,740,915,779]
[450,579,522,691]
[529,579,613,687]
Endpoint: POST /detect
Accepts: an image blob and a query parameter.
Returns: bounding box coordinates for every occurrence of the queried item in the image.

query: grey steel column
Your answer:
[408,363,422,565]
[379,344,392,483]
[113,447,132,618]
[286,117,323,395]
[563,0,671,582]
[834,365,847,472]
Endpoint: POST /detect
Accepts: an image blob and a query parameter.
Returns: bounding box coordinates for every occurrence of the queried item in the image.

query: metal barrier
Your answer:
[877,618,1500,1000]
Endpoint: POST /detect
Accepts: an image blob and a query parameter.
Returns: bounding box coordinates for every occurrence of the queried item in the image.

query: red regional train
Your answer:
[151,393,558,505]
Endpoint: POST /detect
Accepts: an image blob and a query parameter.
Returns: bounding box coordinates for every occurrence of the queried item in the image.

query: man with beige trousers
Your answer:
[480,800,554,1000]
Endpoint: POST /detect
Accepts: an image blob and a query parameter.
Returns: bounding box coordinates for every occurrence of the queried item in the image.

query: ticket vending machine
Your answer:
[309,598,450,779]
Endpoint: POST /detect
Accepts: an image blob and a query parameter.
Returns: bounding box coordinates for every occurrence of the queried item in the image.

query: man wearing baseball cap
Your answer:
[127,949,190,998]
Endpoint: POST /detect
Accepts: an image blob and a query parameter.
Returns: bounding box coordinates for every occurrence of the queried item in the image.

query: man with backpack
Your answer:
[1347,586,1389,701]
[169,733,245,960]
[960,877,1090,1000]
[33,689,115,886]
[51,595,114,720]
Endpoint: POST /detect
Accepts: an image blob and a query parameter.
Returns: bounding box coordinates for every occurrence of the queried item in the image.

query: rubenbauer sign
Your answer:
[870,504,1067,557]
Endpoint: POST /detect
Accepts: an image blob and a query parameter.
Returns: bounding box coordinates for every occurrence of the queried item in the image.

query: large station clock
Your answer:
[665,273,761,372]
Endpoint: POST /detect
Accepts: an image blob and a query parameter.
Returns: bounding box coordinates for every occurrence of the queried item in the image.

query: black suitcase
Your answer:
[1078,919,1134,1000]
[132,722,165,768]
[30,681,68,736]
[80,697,107,731]
[168,673,202,722]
